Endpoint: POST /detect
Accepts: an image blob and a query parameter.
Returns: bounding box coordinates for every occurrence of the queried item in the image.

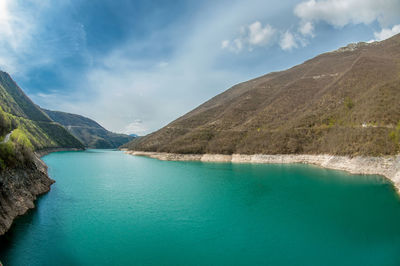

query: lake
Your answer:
[1,149,400,265]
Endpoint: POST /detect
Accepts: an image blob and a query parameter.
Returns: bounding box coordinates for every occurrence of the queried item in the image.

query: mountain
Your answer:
[124,34,400,156]
[0,71,83,235]
[43,109,135,149]
[0,71,84,151]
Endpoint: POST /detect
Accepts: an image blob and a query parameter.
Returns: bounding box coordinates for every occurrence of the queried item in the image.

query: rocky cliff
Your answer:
[0,153,53,235]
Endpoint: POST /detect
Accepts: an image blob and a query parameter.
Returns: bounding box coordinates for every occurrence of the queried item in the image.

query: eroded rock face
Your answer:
[0,154,54,235]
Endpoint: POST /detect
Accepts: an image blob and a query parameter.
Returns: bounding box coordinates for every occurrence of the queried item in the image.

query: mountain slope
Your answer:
[0,71,84,235]
[0,71,84,151]
[43,109,135,148]
[124,34,400,156]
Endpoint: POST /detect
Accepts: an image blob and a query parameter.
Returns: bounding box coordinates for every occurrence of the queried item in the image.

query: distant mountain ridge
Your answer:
[124,34,400,156]
[43,109,135,149]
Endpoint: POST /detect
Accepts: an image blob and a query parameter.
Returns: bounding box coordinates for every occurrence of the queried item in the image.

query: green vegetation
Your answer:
[0,106,12,136]
[344,97,354,110]
[10,128,33,150]
[389,121,400,151]
[0,71,51,121]
[0,71,85,171]
[0,105,34,171]
[0,111,84,150]
[0,136,33,171]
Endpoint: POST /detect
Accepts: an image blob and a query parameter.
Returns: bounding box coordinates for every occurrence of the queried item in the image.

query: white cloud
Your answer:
[36,92,58,99]
[248,21,276,46]
[233,38,243,51]
[0,0,88,76]
[373,24,400,41]
[49,25,251,134]
[221,40,230,49]
[280,31,298,51]
[123,120,148,136]
[221,38,243,53]
[294,0,400,45]
[299,21,314,37]
[157,61,169,68]
[0,0,36,73]
[294,0,400,28]
[222,21,276,52]
[221,0,399,54]
[26,0,273,135]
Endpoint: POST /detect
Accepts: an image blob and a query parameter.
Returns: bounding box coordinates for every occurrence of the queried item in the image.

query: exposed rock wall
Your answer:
[0,154,54,235]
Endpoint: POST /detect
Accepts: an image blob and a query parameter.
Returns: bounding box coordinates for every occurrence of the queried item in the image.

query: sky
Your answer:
[0,0,399,135]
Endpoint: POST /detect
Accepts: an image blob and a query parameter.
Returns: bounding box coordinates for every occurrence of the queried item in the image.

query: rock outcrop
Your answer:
[0,154,53,235]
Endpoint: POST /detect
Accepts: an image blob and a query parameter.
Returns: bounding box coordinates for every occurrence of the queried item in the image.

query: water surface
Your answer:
[1,150,400,265]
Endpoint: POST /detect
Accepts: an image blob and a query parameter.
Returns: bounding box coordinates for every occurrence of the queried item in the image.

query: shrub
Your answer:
[10,128,33,150]
[0,106,11,136]
[344,97,354,110]
[0,128,35,171]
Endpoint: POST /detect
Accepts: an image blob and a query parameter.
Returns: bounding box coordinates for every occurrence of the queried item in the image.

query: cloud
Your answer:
[279,31,298,51]
[294,0,400,45]
[0,0,36,73]
[221,39,243,53]
[294,0,400,28]
[221,40,230,49]
[248,21,276,46]
[47,22,252,135]
[123,120,148,136]
[222,21,276,52]
[157,61,169,68]
[15,0,269,135]
[223,24,302,53]
[373,24,400,41]
[299,21,314,37]
[221,0,400,54]
[0,0,88,77]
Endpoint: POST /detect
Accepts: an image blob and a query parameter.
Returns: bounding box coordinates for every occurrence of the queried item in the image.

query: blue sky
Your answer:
[0,0,399,135]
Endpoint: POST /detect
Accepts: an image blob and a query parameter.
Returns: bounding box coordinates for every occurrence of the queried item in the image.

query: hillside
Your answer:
[124,34,400,156]
[0,71,84,235]
[43,109,135,148]
[0,71,84,151]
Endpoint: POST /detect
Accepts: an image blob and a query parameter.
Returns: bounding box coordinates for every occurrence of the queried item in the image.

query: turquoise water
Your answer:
[1,150,400,265]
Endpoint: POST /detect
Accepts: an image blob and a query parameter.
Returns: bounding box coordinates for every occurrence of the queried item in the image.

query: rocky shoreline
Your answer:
[125,151,400,193]
[0,148,85,236]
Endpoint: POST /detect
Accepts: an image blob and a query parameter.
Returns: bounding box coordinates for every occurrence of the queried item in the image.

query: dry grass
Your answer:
[124,34,400,156]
